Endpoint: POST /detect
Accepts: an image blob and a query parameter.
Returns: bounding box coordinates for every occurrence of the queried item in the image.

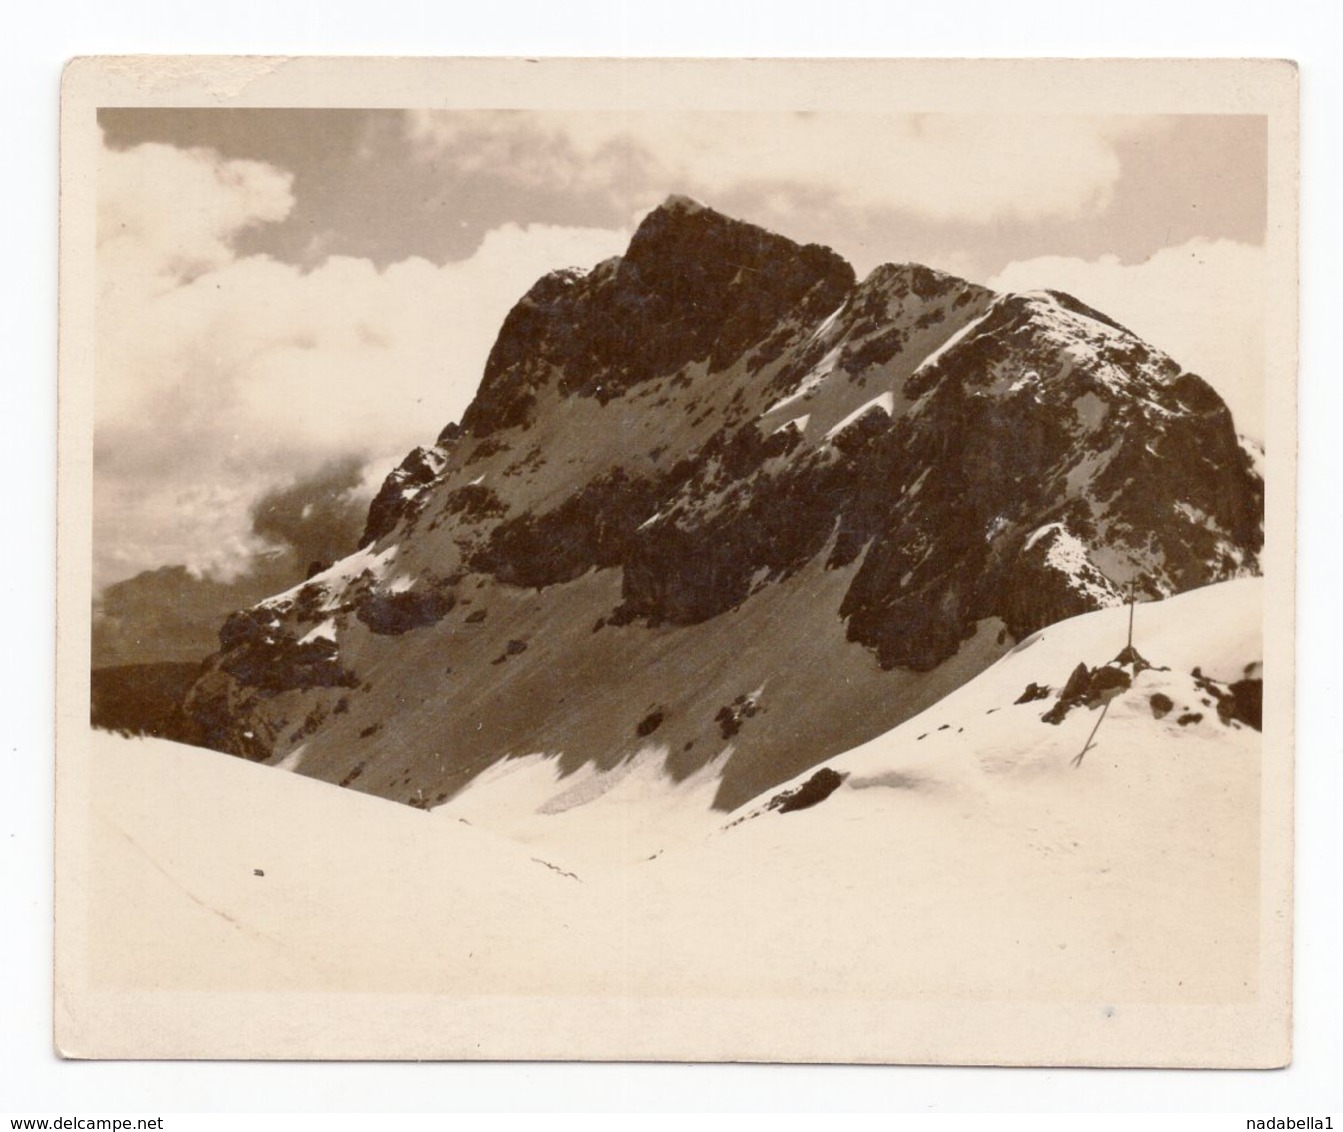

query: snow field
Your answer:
[81,579,1262,1011]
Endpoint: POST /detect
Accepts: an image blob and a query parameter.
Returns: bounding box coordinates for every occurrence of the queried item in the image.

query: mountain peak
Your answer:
[658,192,710,214]
[458,198,856,436]
[185,202,1264,815]
[625,191,847,277]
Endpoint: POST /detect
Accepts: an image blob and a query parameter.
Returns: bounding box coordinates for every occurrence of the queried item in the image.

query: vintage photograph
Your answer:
[56,58,1298,1064]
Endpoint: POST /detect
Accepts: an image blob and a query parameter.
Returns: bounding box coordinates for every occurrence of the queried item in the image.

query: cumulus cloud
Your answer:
[98,139,295,296]
[95,133,629,589]
[406,110,1155,225]
[988,239,1265,441]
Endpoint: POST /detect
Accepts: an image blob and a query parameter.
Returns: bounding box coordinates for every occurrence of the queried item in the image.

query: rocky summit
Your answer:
[184,196,1263,810]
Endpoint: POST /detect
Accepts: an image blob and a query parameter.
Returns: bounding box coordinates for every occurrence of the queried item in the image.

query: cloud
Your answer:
[98,139,295,296]
[95,133,629,588]
[988,239,1265,441]
[250,455,371,574]
[92,459,381,667]
[406,110,1156,225]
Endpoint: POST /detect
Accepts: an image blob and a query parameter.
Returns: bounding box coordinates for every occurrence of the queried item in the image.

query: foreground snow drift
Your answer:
[653,578,1264,1001]
[78,579,1264,1053]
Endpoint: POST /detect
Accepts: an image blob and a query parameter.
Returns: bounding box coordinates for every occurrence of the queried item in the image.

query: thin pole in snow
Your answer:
[1076,581,1137,769]
[1071,699,1112,769]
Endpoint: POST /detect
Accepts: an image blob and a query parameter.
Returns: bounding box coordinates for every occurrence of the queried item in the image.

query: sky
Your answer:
[94,108,1268,608]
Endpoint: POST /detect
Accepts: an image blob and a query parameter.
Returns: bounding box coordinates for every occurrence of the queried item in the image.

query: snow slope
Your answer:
[83,730,604,995]
[664,577,1264,1004]
[78,579,1264,1032]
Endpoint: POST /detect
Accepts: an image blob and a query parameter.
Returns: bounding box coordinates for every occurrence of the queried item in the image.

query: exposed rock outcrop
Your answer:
[183,197,1264,810]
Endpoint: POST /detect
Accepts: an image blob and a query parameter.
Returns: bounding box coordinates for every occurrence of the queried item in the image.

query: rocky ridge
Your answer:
[184,196,1263,810]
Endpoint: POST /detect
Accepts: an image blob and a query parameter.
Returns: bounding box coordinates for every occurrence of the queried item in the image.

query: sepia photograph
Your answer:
[55,56,1298,1065]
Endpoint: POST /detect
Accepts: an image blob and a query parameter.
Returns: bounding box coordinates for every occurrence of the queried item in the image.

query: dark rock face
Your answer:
[361,444,452,547]
[1035,653,1256,735]
[768,767,847,814]
[1042,662,1134,725]
[462,197,855,435]
[1086,665,1133,703]
[355,586,456,635]
[635,707,665,738]
[184,197,1265,806]
[1060,663,1092,703]
[1194,669,1264,731]
[1226,678,1263,731]
[470,465,682,589]
[218,622,358,693]
[91,661,203,742]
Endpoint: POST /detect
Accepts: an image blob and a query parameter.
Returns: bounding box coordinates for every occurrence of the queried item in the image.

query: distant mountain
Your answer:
[93,565,292,669]
[182,196,1263,810]
[93,457,371,669]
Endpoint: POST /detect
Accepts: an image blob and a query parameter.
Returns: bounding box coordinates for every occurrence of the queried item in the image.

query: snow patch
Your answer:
[1072,391,1108,429]
[385,573,416,595]
[764,345,844,415]
[1023,523,1120,605]
[1174,501,1218,531]
[910,300,1000,376]
[298,618,336,646]
[904,467,930,497]
[261,544,396,611]
[1044,528,1096,579]
[1239,435,1265,480]
[441,746,727,867]
[809,301,847,342]
[1023,522,1062,552]
[274,743,306,771]
[1064,440,1121,496]
[824,391,895,440]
